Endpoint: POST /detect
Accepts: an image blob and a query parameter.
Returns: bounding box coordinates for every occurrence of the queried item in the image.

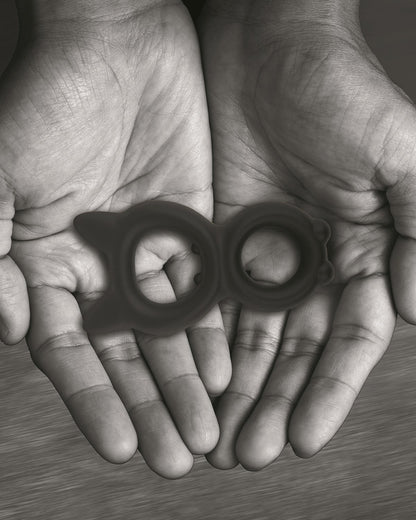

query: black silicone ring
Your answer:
[74,200,333,336]
[219,202,326,310]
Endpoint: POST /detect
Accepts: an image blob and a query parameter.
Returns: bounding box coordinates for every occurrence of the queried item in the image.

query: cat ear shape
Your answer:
[311,217,331,245]
[73,212,119,254]
[311,218,334,285]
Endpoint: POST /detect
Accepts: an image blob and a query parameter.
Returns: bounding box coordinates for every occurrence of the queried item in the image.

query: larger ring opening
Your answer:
[133,229,202,304]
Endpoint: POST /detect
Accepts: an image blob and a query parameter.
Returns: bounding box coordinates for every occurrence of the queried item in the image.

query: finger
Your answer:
[0,185,29,344]
[219,298,241,346]
[213,203,242,346]
[208,223,302,469]
[387,172,416,324]
[289,274,396,458]
[0,256,29,344]
[185,307,231,397]
[86,327,193,479]
[136,328,220,455]
[390,236,416,324]
[236,285,341,470]
[27,286,137,464]
[165,248,231,396]
[376,96,416,324]
[135,269,219,455]
[207,308,286,470]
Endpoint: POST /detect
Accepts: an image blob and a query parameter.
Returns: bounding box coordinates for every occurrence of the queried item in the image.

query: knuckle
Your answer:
[330,322,388,363]
[331,322,385,345]
[219,299,240,319]
[96,341,140,363]
[161,373,200,391]
[29,331,89,366]
[66,383,114,403]
[262,392,295,408]
[311,374,358,397]
[281,336,324,358]
[234,328,279,359]
[165,247,194,266]
[127,398,164,417]
[224,389,257,404]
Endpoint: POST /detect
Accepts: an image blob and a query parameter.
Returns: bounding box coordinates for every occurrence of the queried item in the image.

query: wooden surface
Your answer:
[1,1,416,519]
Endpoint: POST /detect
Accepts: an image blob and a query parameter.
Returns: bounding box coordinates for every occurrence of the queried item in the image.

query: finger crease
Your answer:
[32,331,90,356]
[312,375,358,397]
[165,248,194,265]
[331,323,386,346]
[128,398,164,416]
[97,343,141,363]
[66,383,114,403]
[262,393,295,408]
[279,350,319,360]
[188,326,225,335]
[76,290,106,304]
[281,337,324,356]
[238,329,281,345]
[225,390,257,404]
[135,334,161,349]
[135,270,163,283]
[233,343,277,360]
[162,373,200,390]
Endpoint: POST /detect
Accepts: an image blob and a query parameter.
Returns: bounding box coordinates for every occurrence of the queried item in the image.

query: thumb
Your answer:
[348,7,416,325]
[0,178,29,344]
[387,165,416,324]
[375,88,416,324]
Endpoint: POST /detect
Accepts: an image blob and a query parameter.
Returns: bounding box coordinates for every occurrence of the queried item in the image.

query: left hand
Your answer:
[199,0,416,470]
[3,0,231,478]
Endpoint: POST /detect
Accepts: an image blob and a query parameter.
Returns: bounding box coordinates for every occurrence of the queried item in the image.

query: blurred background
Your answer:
[1,1,416,519]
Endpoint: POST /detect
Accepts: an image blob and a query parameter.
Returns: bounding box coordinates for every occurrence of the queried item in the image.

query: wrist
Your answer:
[16,0,177,23]
[15,0,182,42]
[205,0,360,30]
[14,0,187,81]
[14,0,187,69]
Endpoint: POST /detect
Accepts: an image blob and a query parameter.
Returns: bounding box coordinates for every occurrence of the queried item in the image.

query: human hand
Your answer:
[199,0,415,469]
[2,0,230,478]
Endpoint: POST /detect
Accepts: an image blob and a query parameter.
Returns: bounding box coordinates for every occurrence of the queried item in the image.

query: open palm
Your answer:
[200,0,416,469]
[1,2,230,478]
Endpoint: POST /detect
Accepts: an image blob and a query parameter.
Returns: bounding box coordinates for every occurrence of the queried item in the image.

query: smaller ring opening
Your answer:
[240,226,301,287]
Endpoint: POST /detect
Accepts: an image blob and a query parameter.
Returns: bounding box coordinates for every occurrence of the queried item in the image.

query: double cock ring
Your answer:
[74,201,334,336]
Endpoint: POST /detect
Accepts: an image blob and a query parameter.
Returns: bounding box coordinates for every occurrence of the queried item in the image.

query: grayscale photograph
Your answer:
[0,1,415,519]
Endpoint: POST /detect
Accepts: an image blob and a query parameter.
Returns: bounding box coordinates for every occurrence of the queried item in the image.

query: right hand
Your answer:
[199,0,415,470]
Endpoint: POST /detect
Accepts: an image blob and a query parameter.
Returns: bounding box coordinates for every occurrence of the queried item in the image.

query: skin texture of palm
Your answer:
[0,1,231,478]
[199,0,416,470]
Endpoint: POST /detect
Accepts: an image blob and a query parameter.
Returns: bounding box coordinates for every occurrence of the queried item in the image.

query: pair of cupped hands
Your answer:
[2,0,416,479]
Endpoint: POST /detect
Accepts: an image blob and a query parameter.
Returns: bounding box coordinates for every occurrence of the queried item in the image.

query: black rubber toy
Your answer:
[74,201,334,336]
